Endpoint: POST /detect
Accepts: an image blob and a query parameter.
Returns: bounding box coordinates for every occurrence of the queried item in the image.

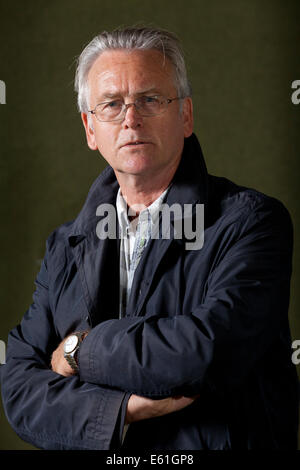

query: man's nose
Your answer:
[122,103,143,129]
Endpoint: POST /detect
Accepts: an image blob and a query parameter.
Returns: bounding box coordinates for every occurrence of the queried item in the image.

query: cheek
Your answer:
[160,114,185,144]
[94,127,117,156]
[154,116,178,143]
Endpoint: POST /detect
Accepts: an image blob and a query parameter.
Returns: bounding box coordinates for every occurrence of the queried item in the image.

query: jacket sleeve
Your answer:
[0,249,130,450]
[78,198,294,397]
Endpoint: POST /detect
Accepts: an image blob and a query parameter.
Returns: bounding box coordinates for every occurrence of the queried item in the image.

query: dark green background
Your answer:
[0,0,299,450]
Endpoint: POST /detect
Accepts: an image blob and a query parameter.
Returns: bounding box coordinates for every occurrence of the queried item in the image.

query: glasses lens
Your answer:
[137,96,166,116]
[96,100,123,121]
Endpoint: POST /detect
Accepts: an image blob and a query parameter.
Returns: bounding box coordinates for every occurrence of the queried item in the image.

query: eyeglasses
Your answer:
[88,95,184,122]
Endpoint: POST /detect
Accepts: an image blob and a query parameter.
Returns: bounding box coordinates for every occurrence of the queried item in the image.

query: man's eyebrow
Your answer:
[97,92,121,101]
[135,88,161,95]
[97,88,161,102]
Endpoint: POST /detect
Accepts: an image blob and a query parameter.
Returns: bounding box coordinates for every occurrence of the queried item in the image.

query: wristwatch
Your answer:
[63,332,86,372]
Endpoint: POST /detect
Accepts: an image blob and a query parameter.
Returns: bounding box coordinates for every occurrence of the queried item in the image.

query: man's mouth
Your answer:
[125,140,148,146]
[121,140,151,148]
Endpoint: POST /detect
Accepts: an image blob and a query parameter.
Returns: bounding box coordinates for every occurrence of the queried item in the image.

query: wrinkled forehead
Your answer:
[87,49,178,104]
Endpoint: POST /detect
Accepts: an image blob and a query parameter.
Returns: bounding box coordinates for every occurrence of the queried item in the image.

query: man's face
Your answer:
[81,49,193,180]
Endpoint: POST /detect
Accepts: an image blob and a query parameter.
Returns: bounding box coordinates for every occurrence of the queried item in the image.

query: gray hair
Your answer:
[74,26,192,114]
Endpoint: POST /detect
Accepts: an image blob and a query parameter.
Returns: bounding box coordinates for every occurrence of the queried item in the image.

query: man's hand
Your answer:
[125,393,199,424]
[51,338,76,377]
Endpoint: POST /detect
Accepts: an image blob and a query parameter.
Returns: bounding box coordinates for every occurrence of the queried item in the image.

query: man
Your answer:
[1,26,299,450]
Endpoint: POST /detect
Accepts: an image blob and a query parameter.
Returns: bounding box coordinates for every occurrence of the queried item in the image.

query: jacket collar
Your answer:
[166,132,209,209]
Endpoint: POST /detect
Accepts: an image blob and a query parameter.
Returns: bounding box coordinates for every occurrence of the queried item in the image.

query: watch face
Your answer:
[64,335,79,354]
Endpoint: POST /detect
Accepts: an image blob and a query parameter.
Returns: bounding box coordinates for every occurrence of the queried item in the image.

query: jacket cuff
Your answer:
[78,331,131,449]
[78,328,98,383]
[98,389,130,449]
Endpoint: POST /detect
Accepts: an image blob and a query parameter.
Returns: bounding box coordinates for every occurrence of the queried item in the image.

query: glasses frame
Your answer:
[88,95,184,122]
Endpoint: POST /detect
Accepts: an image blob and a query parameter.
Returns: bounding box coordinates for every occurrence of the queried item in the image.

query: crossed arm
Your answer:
[50,340,198,423]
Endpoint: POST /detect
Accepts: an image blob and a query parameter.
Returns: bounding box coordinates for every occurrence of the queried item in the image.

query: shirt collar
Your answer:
[116,187,169,234]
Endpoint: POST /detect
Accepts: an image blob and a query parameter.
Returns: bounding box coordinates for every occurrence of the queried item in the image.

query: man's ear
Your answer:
[182,97,194,138]
[81,112,98,150]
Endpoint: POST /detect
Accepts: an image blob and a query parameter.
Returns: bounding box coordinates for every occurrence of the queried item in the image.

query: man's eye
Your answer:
[106,100,122,108]
[143,96,159,103]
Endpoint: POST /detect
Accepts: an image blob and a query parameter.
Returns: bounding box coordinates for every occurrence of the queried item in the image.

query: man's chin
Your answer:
[116,165,153,177]
[116,157,155,176]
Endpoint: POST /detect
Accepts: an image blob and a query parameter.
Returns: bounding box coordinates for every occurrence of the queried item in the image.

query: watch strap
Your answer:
[65,351,79,372]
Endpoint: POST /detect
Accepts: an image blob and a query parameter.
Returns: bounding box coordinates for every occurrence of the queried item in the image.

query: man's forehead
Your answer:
[87,49,175,91]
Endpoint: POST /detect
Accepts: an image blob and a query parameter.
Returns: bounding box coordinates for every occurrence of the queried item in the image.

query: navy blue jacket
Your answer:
[1,134,299,449]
